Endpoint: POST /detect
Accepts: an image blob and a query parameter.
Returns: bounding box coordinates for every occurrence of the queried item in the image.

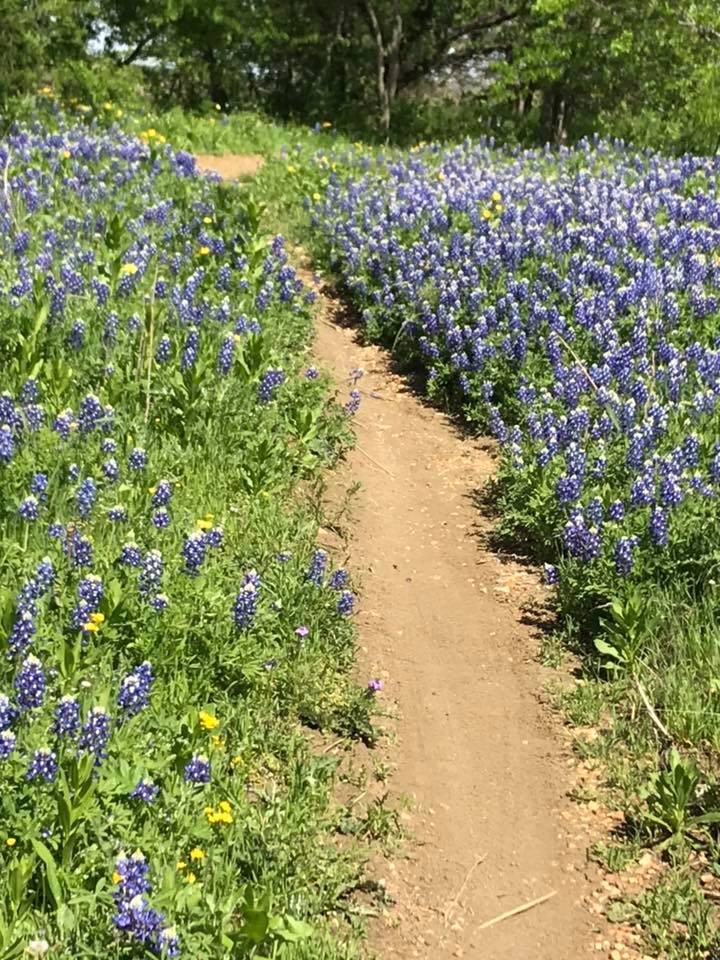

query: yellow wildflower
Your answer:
[203,216,212,224]
[322,121,332,128]
[313,192,321,202]
[211,735,225,749]
[189,847,205,861]
[437,172,445,181]
[147,128,157,138]
[82,622,99,633]
[120,263,138,276]
[491,190,502,203]
[215,103,222,111]
[205,513,214,521]
[112,870,122,884]
[185,872,197,884]
[176,860,187,870]
[231,754,243,767]
[218,801,231,813]
[495,203,504,213]
[89,612,105,625]
[198,711,219,731]
[481,208,493,220]
[103,101,113,110]
[196,518,212,531]
[198,246,210,256]
[286,165,296,174]
[115,109,124,119]
[62,150,71,159]
[6,838,16,847]
[149,486,157,495]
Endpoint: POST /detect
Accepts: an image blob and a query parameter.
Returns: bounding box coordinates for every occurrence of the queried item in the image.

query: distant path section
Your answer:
[194,153,265,178]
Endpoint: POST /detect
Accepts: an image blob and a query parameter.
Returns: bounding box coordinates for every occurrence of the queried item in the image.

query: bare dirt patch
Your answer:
[303,264,600,960]
[194,153,265,179]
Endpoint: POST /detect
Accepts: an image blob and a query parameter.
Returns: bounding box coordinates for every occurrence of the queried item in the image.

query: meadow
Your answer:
[0,109,374,959]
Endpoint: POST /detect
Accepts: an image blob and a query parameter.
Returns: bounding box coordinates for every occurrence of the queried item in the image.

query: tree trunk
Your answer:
[363,0,403,140]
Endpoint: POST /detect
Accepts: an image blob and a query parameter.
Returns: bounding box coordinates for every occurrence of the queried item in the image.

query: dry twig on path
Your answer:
[444,853,487,923]
[476,890,557,931]
[356,445,396,478]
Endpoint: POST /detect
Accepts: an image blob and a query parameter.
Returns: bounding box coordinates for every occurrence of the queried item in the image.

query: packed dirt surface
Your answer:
[307,270,597,960]
[194,153,264,178]
[196,154,599,959]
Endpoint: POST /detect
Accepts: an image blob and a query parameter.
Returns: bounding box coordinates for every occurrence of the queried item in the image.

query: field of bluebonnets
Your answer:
[312,137,720,752]
[0,112,375,959]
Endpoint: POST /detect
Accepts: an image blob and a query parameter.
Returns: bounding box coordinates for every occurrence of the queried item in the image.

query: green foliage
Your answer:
[0,108,374,957]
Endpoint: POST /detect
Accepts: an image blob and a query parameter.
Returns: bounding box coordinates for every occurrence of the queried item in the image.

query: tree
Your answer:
[0,0,97,106]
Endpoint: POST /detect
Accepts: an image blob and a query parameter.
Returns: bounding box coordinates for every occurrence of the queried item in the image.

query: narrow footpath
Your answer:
[196,155,598,959]
[308,271,595,960]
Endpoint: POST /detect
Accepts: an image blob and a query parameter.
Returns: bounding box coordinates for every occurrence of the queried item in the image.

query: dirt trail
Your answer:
[198,155,597,959]
[194,153,264,178]
[309,282,596,960]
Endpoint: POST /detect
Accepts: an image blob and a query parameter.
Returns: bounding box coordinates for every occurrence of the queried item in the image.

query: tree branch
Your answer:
[120,31,159,65]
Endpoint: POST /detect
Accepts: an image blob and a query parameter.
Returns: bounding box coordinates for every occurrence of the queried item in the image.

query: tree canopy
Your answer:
[1,0,719,152]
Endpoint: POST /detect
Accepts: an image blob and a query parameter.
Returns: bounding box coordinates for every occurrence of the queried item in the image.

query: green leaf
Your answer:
[31,839,63,908]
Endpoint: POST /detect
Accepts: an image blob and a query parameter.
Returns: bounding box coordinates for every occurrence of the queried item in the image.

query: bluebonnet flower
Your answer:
[649,507,669,546]
[276,551,292,562]
[336,590,355,615]
[184,753,211,783]
[108,505,128,522]
[15,656,46,710]
[139,550,164,593]
[305,367,320,380]
[67,319,85,350]
[68,463,80,482]
[182,532,207,576]
[0,730,16,760]
[344,390,361,415]
[118,662,154,717]
[216,333,235,375]
[180,328,199,371]
[76,478,97,518]
[31,473,48,498]
[130,778,160,803]
[149,593,169,613]
[543,563,559,585]
[53,696,81,738]
[78,706,112,764]
[607,500,626,521]
[48,522,65,540]
[102,438,117,454]
[113,850,151,900]
[152,509,171,529]
[329,568,348,590]
[257,368,285,403]
[128,448,147,471]
[18,496,40,522]
[0,694,18,730]
[305,549,328,585]
[26,747,58,782]
[614,536,640,576]
[20,378,39,404]
[120,542,143,567]
[204,527,223,549]
[151,480,173,507]
[103,458,120,482]
[233,572,260,630]
[0,425,14,463]
[155,335,171,364]
[78,394,105,434]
